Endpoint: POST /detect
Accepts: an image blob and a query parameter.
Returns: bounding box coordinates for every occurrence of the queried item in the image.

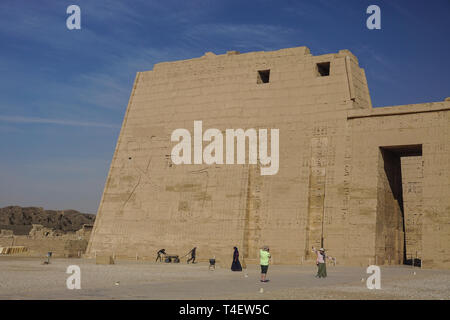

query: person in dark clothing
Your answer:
[231,247,242,271]
[156,248,166,262]
[209,256,216,270]
[187,247,197,264]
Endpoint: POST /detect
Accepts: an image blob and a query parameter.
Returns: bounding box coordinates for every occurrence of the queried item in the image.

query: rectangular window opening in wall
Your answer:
[257,69,270,84]
[316,62,330,76]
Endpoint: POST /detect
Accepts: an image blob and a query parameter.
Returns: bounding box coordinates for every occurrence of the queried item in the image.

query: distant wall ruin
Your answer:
[0,224,93,258]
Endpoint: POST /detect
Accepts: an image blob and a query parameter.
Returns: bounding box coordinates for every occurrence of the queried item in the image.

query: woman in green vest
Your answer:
[259,246,271,282]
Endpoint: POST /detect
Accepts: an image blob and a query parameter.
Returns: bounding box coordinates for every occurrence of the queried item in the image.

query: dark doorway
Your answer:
[376,144,422,266]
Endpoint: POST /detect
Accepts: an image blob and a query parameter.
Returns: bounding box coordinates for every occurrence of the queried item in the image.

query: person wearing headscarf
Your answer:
[312,246,335,278]
[231,247,242,271]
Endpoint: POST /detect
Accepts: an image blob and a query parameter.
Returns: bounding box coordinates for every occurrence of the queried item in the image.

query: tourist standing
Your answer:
[312,246,335,278]
[259,246,271,282]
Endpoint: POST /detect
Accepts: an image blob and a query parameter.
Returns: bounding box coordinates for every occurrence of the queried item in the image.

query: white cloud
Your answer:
[0,115,120,128]
[184,23,301,51]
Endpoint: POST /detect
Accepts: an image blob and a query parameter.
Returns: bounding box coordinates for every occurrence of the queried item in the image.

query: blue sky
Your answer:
[0,0,449,213]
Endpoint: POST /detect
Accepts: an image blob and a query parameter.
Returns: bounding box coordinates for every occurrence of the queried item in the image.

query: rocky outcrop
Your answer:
[0,206,95,235]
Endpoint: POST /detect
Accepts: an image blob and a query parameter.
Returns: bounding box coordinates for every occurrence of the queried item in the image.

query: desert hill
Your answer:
[0,206,95,235]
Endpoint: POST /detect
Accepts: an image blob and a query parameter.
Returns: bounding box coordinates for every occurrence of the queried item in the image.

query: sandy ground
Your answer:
[0,256,449,300]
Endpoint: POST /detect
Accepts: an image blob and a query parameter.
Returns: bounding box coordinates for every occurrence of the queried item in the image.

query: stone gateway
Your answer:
[86,46,450,268]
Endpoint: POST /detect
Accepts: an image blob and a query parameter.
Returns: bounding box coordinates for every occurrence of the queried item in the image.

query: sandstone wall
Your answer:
[348,102,450,268]
[401,156,423,260]
[86,46,450,268]
[87,47,369,265]
[0,224,92,258]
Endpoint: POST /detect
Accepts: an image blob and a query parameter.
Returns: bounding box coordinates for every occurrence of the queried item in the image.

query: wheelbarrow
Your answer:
[164,255,180,263]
